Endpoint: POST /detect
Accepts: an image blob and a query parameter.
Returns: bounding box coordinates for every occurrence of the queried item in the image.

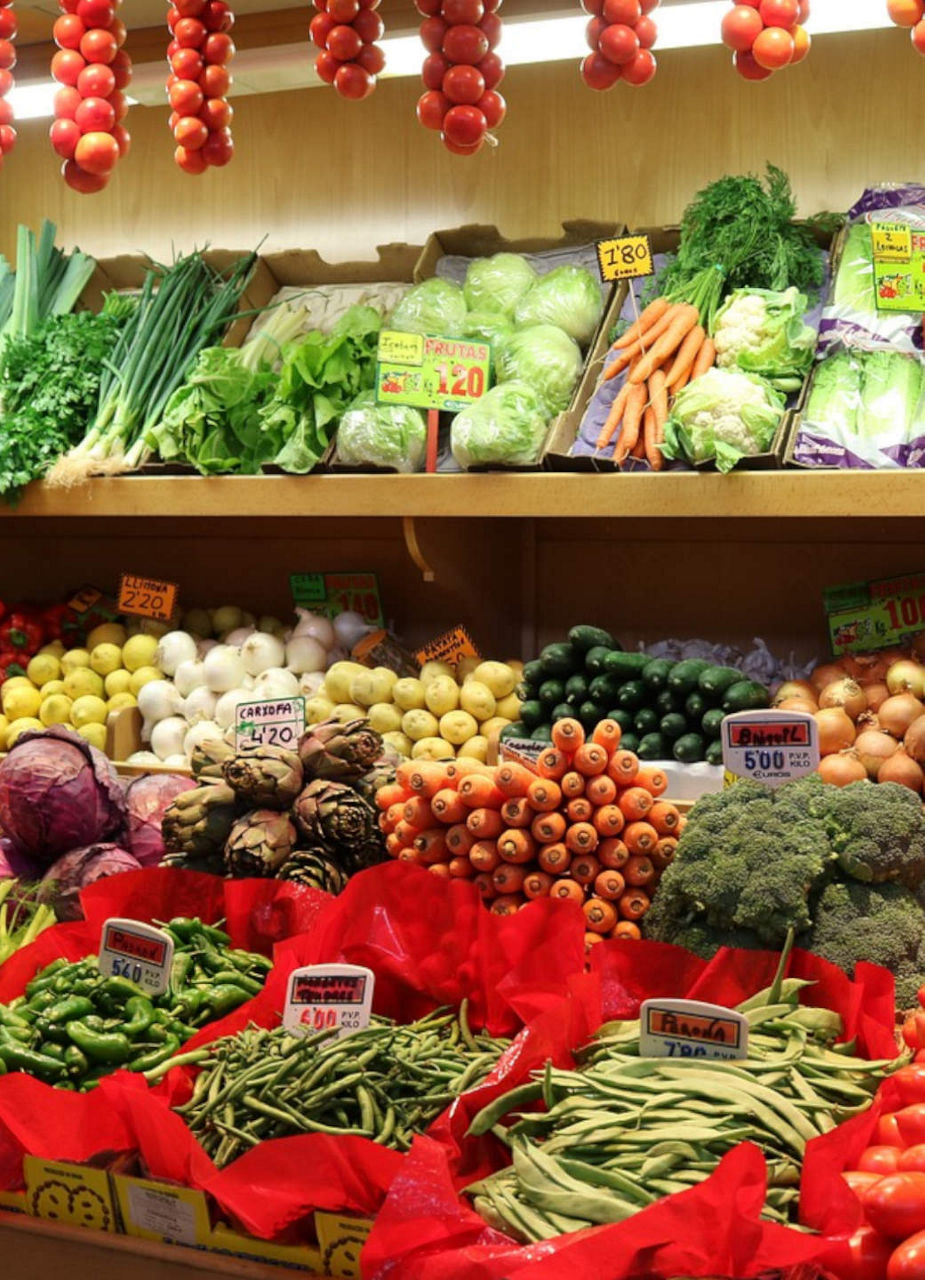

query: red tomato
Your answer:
[112,122,130,155]
[416,88,450,128]
[844,1169,884,1197]
[353,10,383,41]
[54,86,82,118]
[76,0,114,26]
[51,49,85,85]
[865,1174,925,1240]
[200,96,232,128]
[789,23,810,62]
[420,16,447,49]
[199,63,230,95]
[59,0,80,12]
[585,16,606,49]
[108,90,128,122]
[74,129,118,173]
[327,24,362,59]
[175,0,207,15]
[168,109,180,130]
[442,102,485,145]
[476,87,504,125]
[733,48,770,77]
[840,1226,896,1280]
[443,62,484,102]
[913,19,925,53]
[580,49,621,88]
[442,22,488,61]
[888,0,924,23]
[639,0,657,9]
[334,60,374,95]
[599,22,638,64]
[77,63,115,97]
[110,18,126,46]
[442,0,484,22]
[202,30,234,59]
[580,0,604,13]
[751,25,794,68]
[759,0,798,25]
[896,1068,925,1108]
[170,47,201,77]
[166,6,181,31]
[53,15,85,50]
[175,17,207,47]
[0,124,14,152]
[0,9,13,38]
[890,1229,925,1279]
[441,132,482,155]
[173,114,208,148]
[50,117,81,158]
[0,97,11,126]
[0,68,11,94]
[327,0,359,19]
[167,38,181,59]
[175,142,207,173]
[721,5,763,50]
[422,51,450,86]
[315,50,338,81]
[860,1147,904,1176]
[479,11,501,45]
[310,13,336,48]
[63,158,109,192]
[634,14,656,46]
[897,1107,925,1148]
[168,77,204,113]
[357,0,381,9]
[476,50,503,86]
[880,1115,907,1149]
[75,95,114,131]
[356,42,384,73]
[621,45,655,83]
[203,0,233,30]
[0,38,13,69]
[482,0,501,10]
[602,0,640,21]
[900,1148,925,1173]
[416,0,442,13]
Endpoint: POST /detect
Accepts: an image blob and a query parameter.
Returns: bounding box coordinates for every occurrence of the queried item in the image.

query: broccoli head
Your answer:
[810,879,925,1008]
[822,781,925,889]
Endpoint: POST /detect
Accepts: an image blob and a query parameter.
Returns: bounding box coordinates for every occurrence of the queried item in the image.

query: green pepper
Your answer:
[66,1021,132,1065]
[0,1043,67,1082]
[130,1035,180,1073]
[169,951,192,994]
[38,1042,67,1062]
[0,1025,34,1046]
[208,971,263,995]
[123,996,155,1039]
[41,996,95,1025]
[100,976,146,1002]
[203,984,250,1018]
[64,1046,89,1077]
[33,1023,71,1046]
[166,918,229,947]
[24,990,58,1014]
[25,958,69,997]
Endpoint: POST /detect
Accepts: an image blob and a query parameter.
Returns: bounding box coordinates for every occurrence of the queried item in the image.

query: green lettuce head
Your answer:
[390,279,467,337]
[463,311,515,350]
[336,391,427,473]
[495,323,582,416]
[451,380,548,470]
[514,265,603,345]
[463,253,537,317]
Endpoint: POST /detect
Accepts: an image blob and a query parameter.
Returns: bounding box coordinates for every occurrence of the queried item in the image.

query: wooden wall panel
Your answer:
[0,29,915,262]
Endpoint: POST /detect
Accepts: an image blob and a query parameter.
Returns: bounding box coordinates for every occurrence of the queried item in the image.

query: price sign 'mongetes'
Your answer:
[282,963,375,1039]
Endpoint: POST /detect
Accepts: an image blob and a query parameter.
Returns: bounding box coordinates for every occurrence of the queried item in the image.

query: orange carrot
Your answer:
[395,820,421,847]
[592,719,622,751]
[652,835,678,869]
[536,747,569,780]
[526,777,563,813]
[649,369,668,440]
[468,840,500,873]
[584,896,618,934]
[619,888,650,920]
[649,801,681,836]
[376,783,409,811]
[551,718,584,752]
[413,829,450,863]
[396,847,419,863]
[624,823,658,856]
[595,379,633,451]
[573,742,608,777]
[594,868,625,901]
[585,931,605,952]
[458,774,505,809]
[665,323,705,388]
[608,749,638,785]
[598,837,629,869]
[497,828,536,865]
[566,797,593,824]
[676,814,688,836]
[473,872,496,901]
[565,821,599,855]
[614,383,647,465]
[691,336,716,381]
[446,823,475,855]
[613,302,681,357]
[448,856,474,878]
[429,863,451,880]
[523,870,554,899]
[403,796,433,829]
[592,803,624,838]
[531,810,567,844]
[490,893,525,915]
[492,863,527,894]
[613,920,641,940]
[445,759,492,784]
[384,802,406,830]
[629,305,699,385]
[586,774,617,807]
[549,878,585,907]
[538,842,570,875]
[496,762,536,798]
[618,786,653,822]
[405,761,450,797]
[624,852,656,885]
[430,788,467,824]
[560,771,585,799]
[385,833,404,858]
[612,297,671,350]
[673,365,693,393]
[466,808,504,839]
[501,796,534,829]
[635,766,668,797]
[571,853,601,886]
[643,403,662,472]
[602,347,635,381]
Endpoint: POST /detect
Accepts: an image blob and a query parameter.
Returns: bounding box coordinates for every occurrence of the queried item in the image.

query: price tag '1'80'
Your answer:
[99,918,174,996]
[640,998,749,1060]
[283,964,375,1039]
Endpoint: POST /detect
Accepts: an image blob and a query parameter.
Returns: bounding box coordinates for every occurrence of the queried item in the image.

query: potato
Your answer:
[411,736,455,761]
[459,680,496,723]
[495,692,522,720]
[325,661,367,704]
[383,730,414,757]
[331,702,366,724]
[473,661,517,699]
[350,668,395,708]
[439,710,479,746]
[457,734,488,762]
[393,677,426,711]
[455,656,480,683]
[420,660,455,686]
[424,675,460,717]
[505,660,525,679]
[367,702,404,734]
[306,695,335,724]
[372,666,398,693]
[402,708,440,741]
[480,715,513,739]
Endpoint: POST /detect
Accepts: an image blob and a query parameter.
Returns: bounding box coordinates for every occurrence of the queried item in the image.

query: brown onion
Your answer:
[854,728,899,778]
[818,677,866,721]
[904,714,925,766]
[887,659,925,698]
[772,680,816,707]
[864,681,890,712]
[879,747,925,793]
[817,749,867,787]
[877,693,925,739]
[815,707,856,755]
[811,661,849,692]
[777,696,819,714]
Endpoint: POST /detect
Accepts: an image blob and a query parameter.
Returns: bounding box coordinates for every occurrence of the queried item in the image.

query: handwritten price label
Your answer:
[118,573,178,622]
[640,998,748,1061]
[290,572,383,628]
[283,964,375,1039]
[415,624,480,667]
[376,330,491,413]
[825,571,925,653]
[596,234,654,283]
[99,918,174,996]
[235,697,305,752]
[721,710,819,788]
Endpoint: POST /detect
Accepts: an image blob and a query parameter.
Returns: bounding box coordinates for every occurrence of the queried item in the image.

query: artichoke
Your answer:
[162,783,237,860]
[353,758,398,807]
[224,809,297,878]
[191,739,236,781]
[293,779,377,861]
[278,848,350,894]
[222,743,303,811]
[299,718,382,783]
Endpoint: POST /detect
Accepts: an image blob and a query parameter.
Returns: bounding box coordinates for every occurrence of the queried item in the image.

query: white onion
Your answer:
[241,674,256,689]
[298,671,325,696]
[287,634,327,674]
[155,630,198,677]
[183,720,224,757]
[162,754,191,769]
[151,716,188,761]
[333,610,370,650]
[214,686,252,730]
[242,631,286,677]
[183,686,218,723]
[203,644,247,693]
[224,625,255,646]
[292,609,336,650]
[174,658,207,697]
[254,667,300,698]
[126,750,161,766]
[137,679,184,741]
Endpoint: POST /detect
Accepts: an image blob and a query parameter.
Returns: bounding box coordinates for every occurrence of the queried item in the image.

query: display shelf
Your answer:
[5,471,925,521]
[0,1211,323,1278]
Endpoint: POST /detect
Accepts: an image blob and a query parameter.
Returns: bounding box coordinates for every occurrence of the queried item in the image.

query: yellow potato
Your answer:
[495,692,522,721]
[350,668,395,708]
[419,660,455,686]
[459,680,496,723]
[480,716,513,740]
[383,730,414,757]
[411,736,455,761]
[331,702,365,724]
[439,710,479,746]
[367,702,404,734]
[457,734,488,762]
[401,709,440,742]
[306,695,335,725]
[325,661,367,704]
[473,661,517,699]
[424,676,460,717]
[392,678,426,712]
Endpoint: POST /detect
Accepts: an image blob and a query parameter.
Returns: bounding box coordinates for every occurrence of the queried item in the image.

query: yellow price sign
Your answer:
[871,221,912,263]
[596,234,654,283]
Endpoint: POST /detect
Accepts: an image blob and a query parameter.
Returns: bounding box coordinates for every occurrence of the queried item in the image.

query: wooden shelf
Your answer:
[4,470,925,521]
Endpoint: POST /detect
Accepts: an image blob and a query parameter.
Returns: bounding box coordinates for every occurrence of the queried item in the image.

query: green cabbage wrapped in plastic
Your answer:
[463,253,537,317]
[513,265,603,345]
[390,279,467,337]
[463,311,514,350]
[336,391,427,473]
[661,368,784,473]
[495,323,582,416]
[451,380,548,470]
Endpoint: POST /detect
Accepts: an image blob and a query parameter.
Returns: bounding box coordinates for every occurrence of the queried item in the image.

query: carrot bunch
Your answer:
[595,297,716,464]
[375,717,684,952]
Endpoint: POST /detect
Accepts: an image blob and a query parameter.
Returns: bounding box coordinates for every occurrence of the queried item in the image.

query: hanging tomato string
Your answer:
[415,0,504,155]
[581,0,657,92]
[50,0,130,192]
[167,0,235,175]
[721,0,810,80]
[311,0,385,100]
[0,0,15,167]
[887,0,925,53]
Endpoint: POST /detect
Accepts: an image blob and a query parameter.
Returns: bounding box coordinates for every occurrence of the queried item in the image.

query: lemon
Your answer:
[0,715,8,750]
[70,694,107,728]
[90,643,123,677]
[6,717,43,745]
[128,665,162,695]
[2,676,32,692]
[27,653,60,686]
[104,669,132,697]
[76,722,107,750]
[40,680,66,697]
[61,648,91,673]
[2,684,42,721]
[121,634,159,673]
[39,694,73,727]
[63,668,104,700]
[106,692,137,714]
[87,622,127,650]
[39,640,65,658]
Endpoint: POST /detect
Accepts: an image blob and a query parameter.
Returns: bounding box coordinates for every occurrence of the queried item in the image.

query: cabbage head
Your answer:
[390,279,467,337]
[463,311,515,351]
[495,323,582,416]
[463,253,537,317]
[451,380,548,469]
[514,265,603,345]
[337,391,427,473]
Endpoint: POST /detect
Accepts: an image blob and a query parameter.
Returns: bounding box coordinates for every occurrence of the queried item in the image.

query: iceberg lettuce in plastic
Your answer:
[463,253,537,317]
[463,311,514,350]
[450,380,548,469]
[495,323,582,416]
[336,391,427,473]
[513,265,603,344]
[389,279,467,337]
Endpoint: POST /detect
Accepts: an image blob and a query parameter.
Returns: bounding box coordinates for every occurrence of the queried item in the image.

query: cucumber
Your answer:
[642,658,673,691]
[660,712,688,741]
[538,678,566,710]
[706,739,725,766]
[654,688,681,716]
[569,624,618,654]
[698,665,743,698]
[531,724,553,743]
[702,707,726,739]
[500,722,525,742]
[565,673,589,704]
[603,650,650,678]
[634,707,659,735]
[616,680,646,712]
[589,673,622,705]
[637,732,668,760]
[584,645,613,676]
[577,700,605,731]
[723,680,771,713]
[521,660,545,689]
[668,659,712,695]
[519,699,544,730]
[607,709,634,733]
[684,690,708,722]
[551,702,573,724]
[673,733,707,763]
[620,731,640,754]
[539,642,580,679]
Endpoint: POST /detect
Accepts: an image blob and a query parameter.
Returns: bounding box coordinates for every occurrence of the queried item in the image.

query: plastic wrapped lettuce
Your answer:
[661,368,784,473]
[336,391,427,473]
[463,253,537,317]
[390,279,467,337]
[713,287,816,391]
[513,265,603,345]
[463,311,514,350]
[450,380,548,469]
[495,323,582,416]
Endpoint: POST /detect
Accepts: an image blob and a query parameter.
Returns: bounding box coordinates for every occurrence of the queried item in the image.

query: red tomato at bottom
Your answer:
[334,61,375,98]
[174,142,207,173]
[442,103,485,147]
[49,116,81,158]
[0,123,14,152]
[733,48,773,79]
[441,133,483,155]
[62,158,109,192]
[865,1173,925,1241]
[416,89,449,130]
[74,129,119,174]
[580,50,621,89]
[890,1230,925,1280]
[621,47,656,84]
[838,1226,896,1280]
[202,127,233,166]
[913,20,925,54]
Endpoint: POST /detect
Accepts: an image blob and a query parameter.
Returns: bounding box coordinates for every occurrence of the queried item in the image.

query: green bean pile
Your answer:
[171,1005,510,1167]
[464,977,898,1243]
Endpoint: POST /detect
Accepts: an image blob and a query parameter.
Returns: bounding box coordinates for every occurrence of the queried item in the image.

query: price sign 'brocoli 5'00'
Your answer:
[721,709,819,789]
